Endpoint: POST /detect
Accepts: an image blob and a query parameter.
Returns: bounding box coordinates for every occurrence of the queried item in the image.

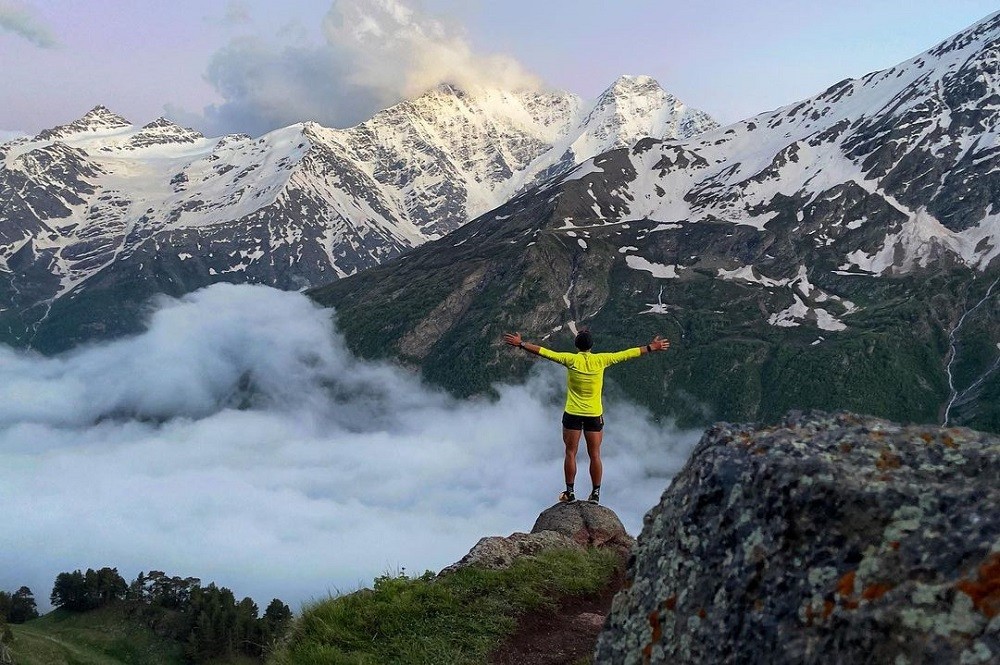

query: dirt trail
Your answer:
[490,570,624,665]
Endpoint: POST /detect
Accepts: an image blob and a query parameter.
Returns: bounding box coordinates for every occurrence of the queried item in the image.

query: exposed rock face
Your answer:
[442,502,634,576]
[595,411,1000,664]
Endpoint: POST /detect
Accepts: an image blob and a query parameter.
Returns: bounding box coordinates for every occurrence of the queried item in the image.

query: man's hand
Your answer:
[649,335,670,352]
[503,332,523,347]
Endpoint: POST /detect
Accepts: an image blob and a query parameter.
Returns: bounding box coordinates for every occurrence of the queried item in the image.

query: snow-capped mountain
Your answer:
[0,77,715,348]
[312,12,1000,432]
[525,7,1000,331]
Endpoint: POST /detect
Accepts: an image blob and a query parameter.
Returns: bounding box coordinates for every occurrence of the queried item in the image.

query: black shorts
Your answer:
[562,412,604,432]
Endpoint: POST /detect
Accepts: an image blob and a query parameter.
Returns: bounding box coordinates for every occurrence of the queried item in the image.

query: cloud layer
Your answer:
[0,1,56,48]
[195,0,540,136]
[0,284,698,610]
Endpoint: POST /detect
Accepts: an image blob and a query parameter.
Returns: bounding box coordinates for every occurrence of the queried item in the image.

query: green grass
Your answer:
[7,606,185,665]
[270,547,620,665]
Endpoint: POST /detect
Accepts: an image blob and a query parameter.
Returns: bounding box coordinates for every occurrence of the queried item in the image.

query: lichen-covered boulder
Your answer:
[595,411,1000,665]
[532,501,636,556]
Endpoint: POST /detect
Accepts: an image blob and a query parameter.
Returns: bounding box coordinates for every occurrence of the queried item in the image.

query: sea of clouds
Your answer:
[0,284,698,610]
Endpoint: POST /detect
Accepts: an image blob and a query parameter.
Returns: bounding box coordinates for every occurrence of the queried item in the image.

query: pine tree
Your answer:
[8,587,38,623]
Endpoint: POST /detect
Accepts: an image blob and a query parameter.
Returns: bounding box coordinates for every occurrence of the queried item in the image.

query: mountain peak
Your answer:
[606,75,663,95]
[80,105,131,127]
[34,105,132,141]
[125,117,204,148]
[141,116,179,130]
[594,75,673,107]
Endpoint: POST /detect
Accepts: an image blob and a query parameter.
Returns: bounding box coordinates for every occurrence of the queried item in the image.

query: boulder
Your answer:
[441,502,635,576]
[595,411,1000,665]
[439,531,582,575]
[532,501,636,556]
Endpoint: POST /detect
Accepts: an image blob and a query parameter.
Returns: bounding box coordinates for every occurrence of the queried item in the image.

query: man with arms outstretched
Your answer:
[503,330,670,504]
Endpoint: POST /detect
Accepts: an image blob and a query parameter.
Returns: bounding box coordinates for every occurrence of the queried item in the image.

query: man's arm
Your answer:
[640,335,670,355]
[603,335,671,366]
[503,332,573,365]
[503,332,542,356]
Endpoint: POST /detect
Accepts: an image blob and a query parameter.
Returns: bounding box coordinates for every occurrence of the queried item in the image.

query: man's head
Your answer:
[574,330,593,351]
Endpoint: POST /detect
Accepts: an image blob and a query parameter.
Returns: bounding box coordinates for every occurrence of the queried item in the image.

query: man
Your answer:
[503,329,670,504]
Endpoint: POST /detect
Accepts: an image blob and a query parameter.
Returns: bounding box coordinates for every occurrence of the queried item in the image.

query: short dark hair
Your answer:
[574,330,593,351]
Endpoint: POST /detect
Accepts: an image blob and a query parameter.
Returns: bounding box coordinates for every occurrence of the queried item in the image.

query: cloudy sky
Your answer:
[0,285,699,610]
[1,0,997,138]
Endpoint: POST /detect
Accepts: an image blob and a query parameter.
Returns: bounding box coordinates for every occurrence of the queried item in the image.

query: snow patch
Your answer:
[716,265,788,287]
[768,295,809,327]
[625,255,679,278]
[815,308,847,331]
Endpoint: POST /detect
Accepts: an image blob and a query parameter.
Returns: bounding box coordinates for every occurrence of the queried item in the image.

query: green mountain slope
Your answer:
[309,168,999,432]
[7,607,184,665]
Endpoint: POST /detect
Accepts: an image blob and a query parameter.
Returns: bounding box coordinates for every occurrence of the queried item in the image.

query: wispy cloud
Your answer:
[0,1,56,48]
[224,0,251,25]
[0,130,27,143]
[0,284,698,609]
[189,0,541,136]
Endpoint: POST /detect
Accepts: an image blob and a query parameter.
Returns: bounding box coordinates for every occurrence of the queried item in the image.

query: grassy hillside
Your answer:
[6,605,267,665]
[7,606,185,665]
[270,547,620,665]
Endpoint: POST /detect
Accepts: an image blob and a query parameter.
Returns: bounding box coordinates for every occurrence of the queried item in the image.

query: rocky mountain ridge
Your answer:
[312,11,1000,432]
[0,76,715,350]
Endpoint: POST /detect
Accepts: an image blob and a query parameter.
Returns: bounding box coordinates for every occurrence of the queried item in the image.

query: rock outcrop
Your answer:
[595,411,1000,664]
[532,502,636,556]
[443,502,634,575]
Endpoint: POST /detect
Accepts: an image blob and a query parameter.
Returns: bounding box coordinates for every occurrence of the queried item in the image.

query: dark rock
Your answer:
[595,411,1000,664]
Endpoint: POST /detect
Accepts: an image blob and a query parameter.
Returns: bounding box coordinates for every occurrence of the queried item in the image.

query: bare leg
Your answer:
[585,430,604,488]
[562,428,581,485]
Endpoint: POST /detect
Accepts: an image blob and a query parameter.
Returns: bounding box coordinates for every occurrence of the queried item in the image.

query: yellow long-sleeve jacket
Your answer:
[538,347,642,417]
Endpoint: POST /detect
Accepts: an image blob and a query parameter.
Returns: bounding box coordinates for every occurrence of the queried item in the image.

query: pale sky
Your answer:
[0,0,997,137]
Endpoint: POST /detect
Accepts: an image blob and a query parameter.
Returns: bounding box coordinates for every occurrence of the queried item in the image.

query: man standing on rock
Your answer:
[503,330,670,504]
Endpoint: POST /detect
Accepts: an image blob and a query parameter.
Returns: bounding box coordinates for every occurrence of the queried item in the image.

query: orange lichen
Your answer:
[648,609,662,642]
[889,541,900,551]
[642,643,653,664]
[941,434,956,448]
[821,600,834,619]
[862,583,893,601]
[836,570,856,597]
[876,449,902,470]
[955,553,1000,618]
[697,608,707,619]
[920,433,933,443]
[664,595,677,611]
[839,442,854,454]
